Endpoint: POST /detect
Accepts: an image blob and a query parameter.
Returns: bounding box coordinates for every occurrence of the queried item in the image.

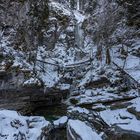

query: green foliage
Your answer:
[19,0,26,3]
[70,98,78,105]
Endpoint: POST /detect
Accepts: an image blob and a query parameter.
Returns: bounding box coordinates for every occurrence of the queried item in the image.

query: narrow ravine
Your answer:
[0,0,140,140]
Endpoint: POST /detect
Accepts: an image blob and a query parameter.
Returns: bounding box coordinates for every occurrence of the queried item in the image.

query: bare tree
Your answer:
[93,0,120,64]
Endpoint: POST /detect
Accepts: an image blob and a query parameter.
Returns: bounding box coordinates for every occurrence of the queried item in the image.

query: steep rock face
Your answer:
[0,0,49,53]
[0,0,86,88]
[0,0,99,88]
[0,0,49,88]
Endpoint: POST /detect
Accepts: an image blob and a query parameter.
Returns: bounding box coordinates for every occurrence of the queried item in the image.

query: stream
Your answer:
[32,104,68,122]
[32,104,68,140]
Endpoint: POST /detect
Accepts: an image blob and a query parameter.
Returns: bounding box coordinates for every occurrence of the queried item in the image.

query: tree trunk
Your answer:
[106,47,111,64]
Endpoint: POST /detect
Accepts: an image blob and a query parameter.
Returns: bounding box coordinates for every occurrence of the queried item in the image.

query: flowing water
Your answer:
[32,104,68,121]
[75,0,84,49]
[32,104,68,140]
[47,128,67,140]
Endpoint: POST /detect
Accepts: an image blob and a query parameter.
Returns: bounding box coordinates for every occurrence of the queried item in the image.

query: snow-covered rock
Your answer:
[100,109,140,133]
[49,1,71,17]
[68,106,90,114]
[23,78,42,88]
[53,116,68,128]
[67,119,102,140]
[0,110,51,140]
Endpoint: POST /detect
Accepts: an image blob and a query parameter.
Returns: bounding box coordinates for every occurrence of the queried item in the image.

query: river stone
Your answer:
[53,116,68,128]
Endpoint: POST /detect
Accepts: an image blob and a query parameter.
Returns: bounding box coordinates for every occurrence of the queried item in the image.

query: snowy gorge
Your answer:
[0,0,140,140]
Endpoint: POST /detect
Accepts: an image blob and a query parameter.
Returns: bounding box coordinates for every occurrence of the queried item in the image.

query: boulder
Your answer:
[67,119,102,140]
[0,110,51,140]
[53,116,68,128]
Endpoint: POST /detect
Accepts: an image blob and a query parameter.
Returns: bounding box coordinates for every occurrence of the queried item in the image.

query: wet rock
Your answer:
[0,87,69,115]
[107,126,140,140]
[47,128,67,140]
[110,102,132,110]
[85,76,110,88]
[127,107,140,120]
[92,104,106,112]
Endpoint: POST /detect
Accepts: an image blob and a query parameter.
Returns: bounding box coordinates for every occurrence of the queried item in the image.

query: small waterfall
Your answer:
[75,23,84,49]
[75,0,84,49]
[77,0,80,10]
